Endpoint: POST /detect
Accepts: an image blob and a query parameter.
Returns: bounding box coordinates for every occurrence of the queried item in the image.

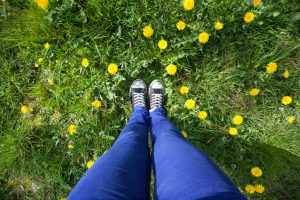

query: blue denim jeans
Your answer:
[68,106,245,200]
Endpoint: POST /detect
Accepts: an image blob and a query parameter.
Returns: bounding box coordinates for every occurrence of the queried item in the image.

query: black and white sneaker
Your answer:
[149,80,164,111]
[129,79,147,108]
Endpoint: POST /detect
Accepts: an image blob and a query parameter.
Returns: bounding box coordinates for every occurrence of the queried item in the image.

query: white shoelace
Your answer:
[151,94,163,109]
[133,93,146,107]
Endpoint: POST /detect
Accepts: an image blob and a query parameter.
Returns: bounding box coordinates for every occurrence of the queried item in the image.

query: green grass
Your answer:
[0,0,300,199]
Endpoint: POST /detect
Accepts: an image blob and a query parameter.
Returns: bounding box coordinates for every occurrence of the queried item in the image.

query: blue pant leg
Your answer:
[68,106,151,200]
[150,108,246,200]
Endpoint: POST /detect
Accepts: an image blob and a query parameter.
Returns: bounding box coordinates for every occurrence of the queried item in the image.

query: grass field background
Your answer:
[0,0,299,199]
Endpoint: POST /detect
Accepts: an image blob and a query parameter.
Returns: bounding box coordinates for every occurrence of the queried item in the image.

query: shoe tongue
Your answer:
[153,89,163,94]
[133,88,144,93]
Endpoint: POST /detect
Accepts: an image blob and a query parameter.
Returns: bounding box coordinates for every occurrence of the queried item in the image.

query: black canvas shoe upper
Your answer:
[149,80,164,111]
[129,79,147,108]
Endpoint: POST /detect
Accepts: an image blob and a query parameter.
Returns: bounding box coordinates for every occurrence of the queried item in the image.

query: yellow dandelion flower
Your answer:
[253,0,261,7]
[198,32,209,44]
[34,63,39,68]
[91,100,102,108]
[245,184,255,194]
[232,115,243,125]
[266,62,277,74]
[86,160,95,169]
[81,58,89,68]
[228,127,238,136]
[181,130,188,138]
[35,0,49,9]
[251,166,263,177]
[244,12,255,23]
[166,64,177,75]
[107,63,119,75]
[48,79,54,85]
[287,116,295,124]
[68,124,77,135]
[249,88,260,96]
[282,70,289,78]
[198,111,208,120]
[158,39,168,50]
[281,96,292,105]
[180,86,189,95]
[38,58,43,63]
[183,0,195,11]
[255,184,265,193]
[184,99,196,109]
[176,21,186,31]
[214,22,224,31]
[21,105,32,114]
[68,144,74,149]
[44,42,50,49]
[143,25,154,38]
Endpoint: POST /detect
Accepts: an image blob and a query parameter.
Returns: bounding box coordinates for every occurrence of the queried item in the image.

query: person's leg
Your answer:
[68,80,150,200]
[148,80,246,200]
